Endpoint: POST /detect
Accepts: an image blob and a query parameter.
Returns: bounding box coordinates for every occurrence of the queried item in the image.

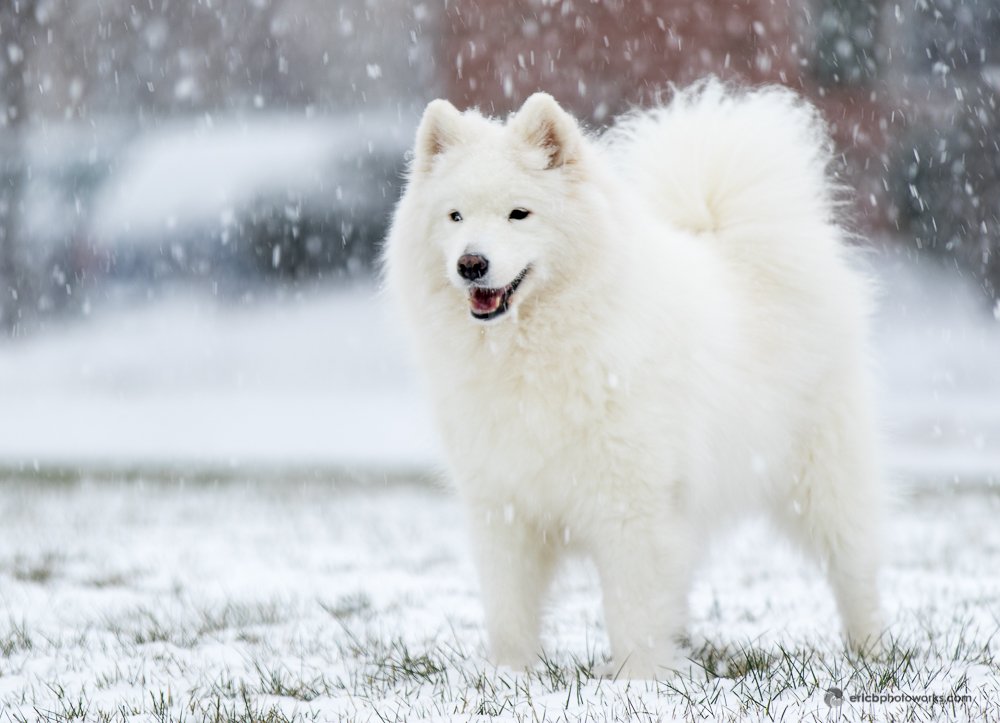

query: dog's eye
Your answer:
[449,211,463,222]
[508,208,531,221]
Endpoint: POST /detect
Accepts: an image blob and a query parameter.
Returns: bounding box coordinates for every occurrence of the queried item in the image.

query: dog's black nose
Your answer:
[457,254,489,281]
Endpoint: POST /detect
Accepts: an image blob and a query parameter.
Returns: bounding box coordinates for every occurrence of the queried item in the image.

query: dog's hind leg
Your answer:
[773,392,885,652]
[467,503,558,668]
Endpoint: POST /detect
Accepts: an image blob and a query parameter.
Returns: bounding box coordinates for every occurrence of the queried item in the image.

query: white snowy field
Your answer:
[0,478,997,722]
[0,281,438,477]
[0,249,998,721]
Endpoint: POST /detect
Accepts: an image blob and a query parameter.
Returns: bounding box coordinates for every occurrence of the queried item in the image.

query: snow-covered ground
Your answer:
[0,282,438,476]
[0,249,998,721]
[0,476,997,721]
[875,252,1000,485]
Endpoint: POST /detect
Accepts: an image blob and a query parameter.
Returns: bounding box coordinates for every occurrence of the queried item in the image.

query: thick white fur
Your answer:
[383,80,884,678]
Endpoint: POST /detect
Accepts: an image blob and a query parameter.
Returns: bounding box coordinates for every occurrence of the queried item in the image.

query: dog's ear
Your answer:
[510,92,581,169]
[414,99,464,174]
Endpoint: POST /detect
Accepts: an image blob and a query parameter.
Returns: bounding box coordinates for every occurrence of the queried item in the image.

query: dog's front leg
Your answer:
[592,510,692,679]
[466,501,556,669]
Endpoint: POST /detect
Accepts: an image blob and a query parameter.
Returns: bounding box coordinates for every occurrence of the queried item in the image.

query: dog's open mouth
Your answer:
[468,267,530,320]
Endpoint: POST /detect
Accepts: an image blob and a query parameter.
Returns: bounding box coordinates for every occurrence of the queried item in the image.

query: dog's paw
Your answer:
[596,656,682,680]
[488,647,542,673]
[846,631,887,660]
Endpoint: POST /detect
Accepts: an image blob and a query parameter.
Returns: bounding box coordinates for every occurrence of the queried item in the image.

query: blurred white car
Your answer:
[89,113,412,283]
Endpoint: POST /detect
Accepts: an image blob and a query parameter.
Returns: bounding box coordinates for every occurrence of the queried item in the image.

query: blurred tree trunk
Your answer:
[0,1,34,336]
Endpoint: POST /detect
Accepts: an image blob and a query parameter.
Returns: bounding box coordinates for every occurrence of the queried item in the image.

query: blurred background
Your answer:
[0,0,997,484]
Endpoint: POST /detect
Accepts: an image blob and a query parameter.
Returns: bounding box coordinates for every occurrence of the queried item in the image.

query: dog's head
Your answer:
[405,93,590,323]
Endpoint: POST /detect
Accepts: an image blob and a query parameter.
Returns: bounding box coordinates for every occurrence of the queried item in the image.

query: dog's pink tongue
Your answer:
[470,288,503,314]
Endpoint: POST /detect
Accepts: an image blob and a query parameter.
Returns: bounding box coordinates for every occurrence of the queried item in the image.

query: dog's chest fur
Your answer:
[427,319,669,525]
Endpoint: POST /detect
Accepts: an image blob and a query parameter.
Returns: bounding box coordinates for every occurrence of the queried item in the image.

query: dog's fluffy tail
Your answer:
[608,80,843,255]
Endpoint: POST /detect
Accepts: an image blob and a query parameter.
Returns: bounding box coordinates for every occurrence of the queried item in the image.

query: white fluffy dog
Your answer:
[383,81,883,678]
